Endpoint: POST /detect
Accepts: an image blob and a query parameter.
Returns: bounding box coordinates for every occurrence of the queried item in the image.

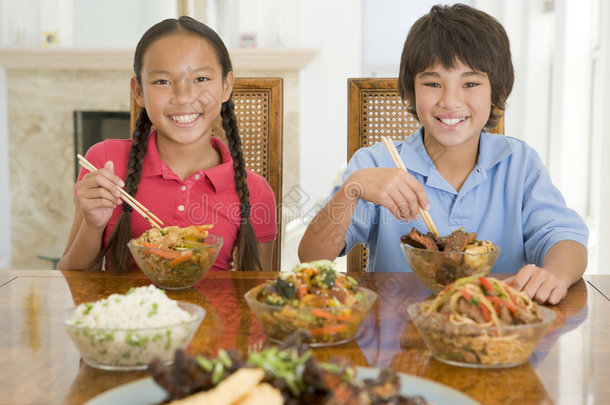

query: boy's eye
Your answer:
[152,79,170,85]
[464,82,479,88]
[195,77,210,83]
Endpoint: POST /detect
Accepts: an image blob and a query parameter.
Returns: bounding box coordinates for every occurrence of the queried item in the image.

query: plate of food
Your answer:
[244,260,377,346]
[86,336,480,405]
[63,285,205,371]
[128,225,223,290]
[407,276,556,368]
[401,227,500,293]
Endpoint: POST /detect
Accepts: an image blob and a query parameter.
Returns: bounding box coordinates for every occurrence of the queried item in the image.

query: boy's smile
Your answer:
[414,61,492,152]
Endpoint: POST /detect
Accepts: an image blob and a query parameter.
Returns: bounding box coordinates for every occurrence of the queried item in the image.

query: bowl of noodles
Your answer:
[401,228,500,293]
[406,276,556,368]
[128,225,222,290]
[245,260,377,347]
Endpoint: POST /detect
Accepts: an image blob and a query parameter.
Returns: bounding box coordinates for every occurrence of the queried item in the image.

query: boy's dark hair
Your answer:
[398,3,514,130]
[101,16,263,272]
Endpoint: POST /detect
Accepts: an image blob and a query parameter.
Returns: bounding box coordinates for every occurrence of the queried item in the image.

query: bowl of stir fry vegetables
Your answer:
[245,260,377,347]
[128,225,222,290]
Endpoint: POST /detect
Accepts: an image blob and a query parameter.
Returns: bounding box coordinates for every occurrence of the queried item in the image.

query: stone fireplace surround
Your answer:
[1,47,316,269]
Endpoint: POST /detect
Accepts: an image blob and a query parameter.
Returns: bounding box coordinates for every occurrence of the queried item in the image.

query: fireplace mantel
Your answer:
[0,47,318,71]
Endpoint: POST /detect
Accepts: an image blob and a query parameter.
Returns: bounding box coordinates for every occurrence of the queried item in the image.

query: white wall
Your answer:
[361,0,468,77]
[298,0,362,214]
[73,0,176,48]
[589,0,610,275]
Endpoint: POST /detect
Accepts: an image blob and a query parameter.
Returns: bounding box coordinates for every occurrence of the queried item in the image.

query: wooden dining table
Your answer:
[0,269,608,405]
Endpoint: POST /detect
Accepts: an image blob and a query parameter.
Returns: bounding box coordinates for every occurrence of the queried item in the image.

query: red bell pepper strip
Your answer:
[478,277,494,293]
[488,296,518,313]
[478,302,491,322]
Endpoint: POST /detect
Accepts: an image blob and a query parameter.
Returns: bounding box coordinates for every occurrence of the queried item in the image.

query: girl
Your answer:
[58,17,276,272]
[298,4,588,304]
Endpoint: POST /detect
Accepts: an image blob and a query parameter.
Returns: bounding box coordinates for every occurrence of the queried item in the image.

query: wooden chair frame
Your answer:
[346,77,504,272]
[130,77,283,270]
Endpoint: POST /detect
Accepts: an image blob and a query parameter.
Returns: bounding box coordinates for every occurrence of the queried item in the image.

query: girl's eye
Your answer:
[464,82,479,88]
[424,82,440,88]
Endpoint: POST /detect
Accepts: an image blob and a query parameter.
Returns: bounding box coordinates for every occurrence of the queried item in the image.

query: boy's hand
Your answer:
[345,167,429,221]
[504,264,569,305]
[76,161,124,229]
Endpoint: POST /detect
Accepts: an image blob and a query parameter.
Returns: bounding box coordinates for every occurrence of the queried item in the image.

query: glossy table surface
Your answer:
[0,269,608,405]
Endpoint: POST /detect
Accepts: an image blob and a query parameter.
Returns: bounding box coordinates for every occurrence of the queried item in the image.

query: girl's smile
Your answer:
[131,32,233,149]
[169,113,201,125]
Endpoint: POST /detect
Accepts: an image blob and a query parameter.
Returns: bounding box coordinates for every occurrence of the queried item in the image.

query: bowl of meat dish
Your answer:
[63,285,205,371]
[244,260,378,347]
[401,227,500,293]
[407,276,556,368]
[128,225,223,290]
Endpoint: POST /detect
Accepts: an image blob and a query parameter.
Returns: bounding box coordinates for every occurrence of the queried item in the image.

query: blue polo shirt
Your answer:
[339,129,589,273]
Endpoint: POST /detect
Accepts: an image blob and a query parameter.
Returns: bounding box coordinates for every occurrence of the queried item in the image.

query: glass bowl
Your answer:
[245,283,377,347]
[401,243,500,294]
[63,301,205,371]
[406,301,556,368]
[128,234,223,290]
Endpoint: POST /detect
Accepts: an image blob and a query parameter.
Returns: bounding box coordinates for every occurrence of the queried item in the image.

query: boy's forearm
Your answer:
[542,240,588,287]
[298,184,360,262]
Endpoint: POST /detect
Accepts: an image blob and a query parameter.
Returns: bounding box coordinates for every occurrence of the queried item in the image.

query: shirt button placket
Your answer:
[177,183,187,219]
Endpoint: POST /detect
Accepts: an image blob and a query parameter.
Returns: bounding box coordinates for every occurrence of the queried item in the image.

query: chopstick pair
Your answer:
[380,136,439,236]
[76,154,164,229]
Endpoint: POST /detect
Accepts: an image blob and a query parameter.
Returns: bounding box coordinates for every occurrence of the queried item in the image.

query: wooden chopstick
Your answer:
[381,137,440,236]
[76,154,164,229]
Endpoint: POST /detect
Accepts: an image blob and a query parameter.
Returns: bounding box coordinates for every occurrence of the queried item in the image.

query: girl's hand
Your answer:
[75,161,124,229]
[504,264,569,305]
[343,167,429,221]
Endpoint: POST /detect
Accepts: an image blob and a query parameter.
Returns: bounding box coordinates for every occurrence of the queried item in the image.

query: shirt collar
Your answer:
[204,137,235,193]
[399,128,514,194]
[400,128,513,174]
[477,132,513,170]
[140,132,235,192]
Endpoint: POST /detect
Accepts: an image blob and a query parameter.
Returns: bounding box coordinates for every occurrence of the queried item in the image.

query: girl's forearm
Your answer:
[298,183,360,262]
[57,221,106,270]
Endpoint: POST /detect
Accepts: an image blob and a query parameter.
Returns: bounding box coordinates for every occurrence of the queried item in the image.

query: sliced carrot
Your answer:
[169,253,193,267]
[308,324,348,336]
[142,242,161,248]
[145,248,180,260]
[311,308,334,319]
[311,308,358,323]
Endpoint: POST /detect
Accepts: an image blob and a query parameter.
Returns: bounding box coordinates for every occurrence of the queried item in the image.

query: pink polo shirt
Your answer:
[77,132,277,271]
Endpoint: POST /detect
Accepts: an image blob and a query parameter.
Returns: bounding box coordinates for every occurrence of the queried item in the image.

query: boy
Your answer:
[298,4,588,304]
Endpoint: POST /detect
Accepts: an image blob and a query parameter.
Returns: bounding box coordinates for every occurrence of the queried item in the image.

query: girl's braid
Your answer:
[221,99,262,271]
[101,109,152,272]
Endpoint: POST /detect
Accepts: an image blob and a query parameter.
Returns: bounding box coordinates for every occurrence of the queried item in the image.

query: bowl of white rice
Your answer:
[63,285,205,371]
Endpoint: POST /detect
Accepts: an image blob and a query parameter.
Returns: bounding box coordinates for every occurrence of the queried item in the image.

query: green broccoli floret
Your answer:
[311,266,336,288]
[273,278,296,299]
